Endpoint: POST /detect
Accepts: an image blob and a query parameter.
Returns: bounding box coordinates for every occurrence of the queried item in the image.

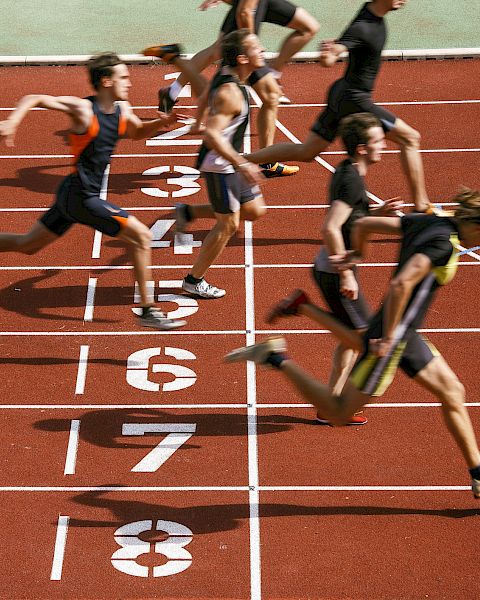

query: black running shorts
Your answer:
[221,0,297,35]
[203,171,260,214]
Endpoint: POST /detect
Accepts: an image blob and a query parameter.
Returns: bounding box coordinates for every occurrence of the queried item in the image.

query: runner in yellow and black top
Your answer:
[225,189,480,499]
[0,52,186,330]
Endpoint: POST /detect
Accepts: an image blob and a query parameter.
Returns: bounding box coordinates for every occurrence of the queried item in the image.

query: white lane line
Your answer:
[2,486,250,492]
[0,327,479,337]
[2,485,470,492]
[83,277,97,322]
[50,515,69,581]
[92,231,102,259]
[243,121,262,600]
[63,420,80,475]
[1,402,479,410]
[75,345,89,395]
[1,100,479,111]
[1,148,479,159]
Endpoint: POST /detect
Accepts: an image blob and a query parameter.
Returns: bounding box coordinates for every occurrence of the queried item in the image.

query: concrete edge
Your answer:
[0,48,479,66]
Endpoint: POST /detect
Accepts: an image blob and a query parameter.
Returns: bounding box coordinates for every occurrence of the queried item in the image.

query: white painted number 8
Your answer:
[111,519,193,577]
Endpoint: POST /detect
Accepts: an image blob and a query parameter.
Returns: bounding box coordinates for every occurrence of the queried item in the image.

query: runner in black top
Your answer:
[266,112,401,425]
[226,188,480,499]
[246,0,432,213]
[0,52,187,330]
[148,0,320,177]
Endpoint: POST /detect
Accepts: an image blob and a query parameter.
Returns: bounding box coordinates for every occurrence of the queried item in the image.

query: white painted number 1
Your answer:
[111,519,193,577]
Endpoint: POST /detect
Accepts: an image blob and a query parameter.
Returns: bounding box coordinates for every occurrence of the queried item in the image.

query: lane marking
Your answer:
[83,277,97,322]
[1,485,471,492]
[243,122,262,600]
[63,420,80,475]
[0,402,479,409]
[1,147,479,159]
[75,345,89,395]
[92,231,102,259]
[0,327,479,337]
[50,515,69,581]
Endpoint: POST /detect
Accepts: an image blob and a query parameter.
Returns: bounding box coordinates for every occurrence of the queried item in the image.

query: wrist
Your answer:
[236,161,250,171]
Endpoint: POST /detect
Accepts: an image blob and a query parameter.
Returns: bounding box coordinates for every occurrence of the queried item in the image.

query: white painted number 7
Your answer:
[122,423,197,472]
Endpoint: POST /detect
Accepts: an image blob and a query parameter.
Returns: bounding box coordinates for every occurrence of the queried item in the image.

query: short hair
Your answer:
[87,52,123,90]
[453,188,480,224]
[221,29,252,67]
[339,113,382,157]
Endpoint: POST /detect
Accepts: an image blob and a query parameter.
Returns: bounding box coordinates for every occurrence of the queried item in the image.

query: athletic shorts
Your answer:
[221,0,296,35]
[40,175,129,237]
[313,268,370,330]
[202,171,260,214]
[350,328,440,398]
[311,79,397,143]
[247,65,274,87]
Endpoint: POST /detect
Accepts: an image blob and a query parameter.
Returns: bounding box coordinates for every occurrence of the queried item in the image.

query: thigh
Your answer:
[203,171,250,214]
[399,332,439,378]
[386,117,417,144]
[341,93,397,133]
[313,269,371,330]
[221,0,269,34]
[68,193,130,237]
[413,353,461,397]
[248,67,278,90]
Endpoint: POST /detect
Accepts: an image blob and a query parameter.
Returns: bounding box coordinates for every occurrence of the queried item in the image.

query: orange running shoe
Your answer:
[260,162,299,177]
[315,412,368,426]
[142,43,182,64]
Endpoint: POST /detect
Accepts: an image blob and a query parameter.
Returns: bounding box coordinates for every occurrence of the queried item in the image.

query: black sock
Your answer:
[141,306,153,317]
[264,352,287,369]
[469,465,480,480]
[185,274,203,285]
[260,163,274,170]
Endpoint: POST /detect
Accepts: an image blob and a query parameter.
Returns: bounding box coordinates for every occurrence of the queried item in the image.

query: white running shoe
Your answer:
[224,336,287,364]
[175,202,190,233]
[182,278,226,298]
[472,478,480,499]
[138,307,186,330]
[279,93,292,104]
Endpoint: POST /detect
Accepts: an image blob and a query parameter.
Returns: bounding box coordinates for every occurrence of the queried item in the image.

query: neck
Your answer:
[229,65,248,84]
[368,1,388,18]
[95,90,117,113]
[352,156,368,177]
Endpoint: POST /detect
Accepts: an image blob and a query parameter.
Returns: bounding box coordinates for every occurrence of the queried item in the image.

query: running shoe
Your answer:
[266,289,309,324]
[260,162,299,177]
[315,412,368,426]
[137,307,186,330]
[142,43,183,63]
[158,86,177,113]
[279,93,292,104]
[182,278,226,299]
[472,478,480,499]
[225,336,287,364]
[175,202,190,233]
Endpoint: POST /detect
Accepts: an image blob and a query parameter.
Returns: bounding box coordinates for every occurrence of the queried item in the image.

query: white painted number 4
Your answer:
[111,519,193,577]
[150,219,202,255]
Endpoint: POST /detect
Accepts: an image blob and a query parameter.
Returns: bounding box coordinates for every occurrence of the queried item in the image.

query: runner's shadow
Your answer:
[67,488,480,535]
[2,164,71,195]
[33,409,306,450]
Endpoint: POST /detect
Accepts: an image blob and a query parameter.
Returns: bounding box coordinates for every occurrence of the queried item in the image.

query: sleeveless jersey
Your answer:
[196,67,249,174]
[69,96,127,194]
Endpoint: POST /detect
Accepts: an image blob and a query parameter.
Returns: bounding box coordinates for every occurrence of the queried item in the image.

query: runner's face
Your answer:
[243,34,265,69]
[365,126,386,163]
[107,63,132,101]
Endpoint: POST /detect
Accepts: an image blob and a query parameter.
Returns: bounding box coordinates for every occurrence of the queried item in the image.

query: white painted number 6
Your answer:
[111,519,193,577]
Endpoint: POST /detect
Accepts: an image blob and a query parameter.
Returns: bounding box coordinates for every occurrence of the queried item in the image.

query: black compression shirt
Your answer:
[338,2,386,93]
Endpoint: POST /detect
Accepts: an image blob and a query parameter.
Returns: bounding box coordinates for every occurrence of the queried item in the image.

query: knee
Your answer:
[244,202,266,222]
[18,236,43,255]
[299,18,320,39]
[128,221,153,250]
[403,127,421,150]
[441,376,466,408]
[259,89,280,111]
[217,218,239,238]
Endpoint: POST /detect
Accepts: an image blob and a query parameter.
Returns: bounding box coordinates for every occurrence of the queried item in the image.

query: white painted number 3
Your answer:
[111,519,193,577]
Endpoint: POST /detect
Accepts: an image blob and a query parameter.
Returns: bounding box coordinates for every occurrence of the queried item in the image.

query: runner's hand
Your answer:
[339,270,358,300]
[378,196,403,216]
[237,162,265,186]
[369,337,393,357]
[198,0,224,10]
[330,250,361,272]
[0,119,17,146]
[156,111,181,127]
[189,120,206,135]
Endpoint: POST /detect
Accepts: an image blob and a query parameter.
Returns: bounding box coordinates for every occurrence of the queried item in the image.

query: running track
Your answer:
[0,58,479,599]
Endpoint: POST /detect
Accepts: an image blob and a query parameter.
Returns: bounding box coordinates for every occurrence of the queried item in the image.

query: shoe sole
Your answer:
[266,289,306,324]
[315,417,368,426]
[138,318,186,330]
[182,286,226,299]
[224,336,287,363]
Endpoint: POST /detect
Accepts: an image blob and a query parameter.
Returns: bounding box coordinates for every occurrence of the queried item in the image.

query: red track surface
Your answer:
[0,59,480,599]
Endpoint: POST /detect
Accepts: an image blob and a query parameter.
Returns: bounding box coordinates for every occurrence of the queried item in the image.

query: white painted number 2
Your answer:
[111,519,193,577]
[122,423,196,472]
